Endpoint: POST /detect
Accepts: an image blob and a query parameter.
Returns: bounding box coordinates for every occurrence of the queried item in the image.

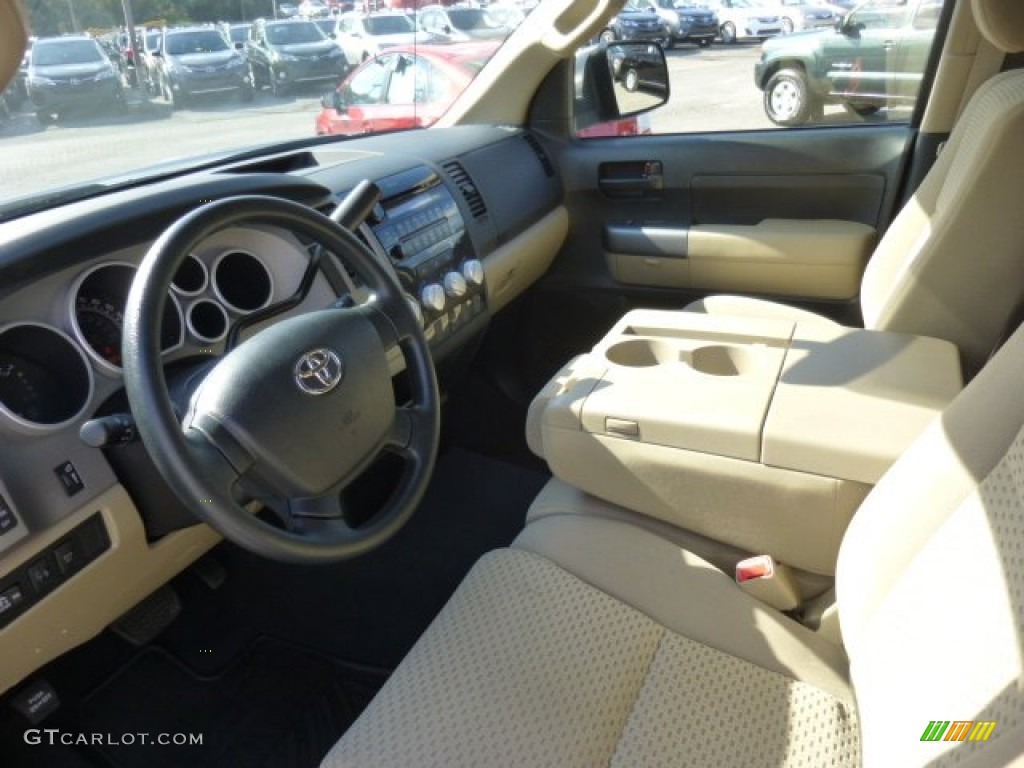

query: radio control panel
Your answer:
[368,166,487,349]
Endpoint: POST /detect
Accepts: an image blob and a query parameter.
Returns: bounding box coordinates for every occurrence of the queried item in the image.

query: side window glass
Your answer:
[386,56,417,104]
[913,1,943,30]
[575,0,948,135]
[347,56,392,105]
[849,2,911,32]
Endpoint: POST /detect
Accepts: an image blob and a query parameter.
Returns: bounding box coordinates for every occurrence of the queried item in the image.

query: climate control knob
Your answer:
[443,272,468,299]
[420,283,446,313]
[462,259,485,287]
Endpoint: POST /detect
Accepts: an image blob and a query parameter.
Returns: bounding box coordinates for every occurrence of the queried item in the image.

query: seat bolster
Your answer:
[685,294,844,331]
[514,514,854,703]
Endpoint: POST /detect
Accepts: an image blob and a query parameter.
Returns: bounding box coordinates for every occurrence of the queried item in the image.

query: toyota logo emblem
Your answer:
[294,348,344,395]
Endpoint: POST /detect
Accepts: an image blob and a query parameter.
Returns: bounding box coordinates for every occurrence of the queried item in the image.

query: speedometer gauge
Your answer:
[0,324,93,431]
[70,262,185,374]
[0,355,46,424]
[74,297,124,367]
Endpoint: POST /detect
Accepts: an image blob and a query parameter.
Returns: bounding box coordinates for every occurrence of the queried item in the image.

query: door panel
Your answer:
[690,173,886,225]
[547,124,909,305]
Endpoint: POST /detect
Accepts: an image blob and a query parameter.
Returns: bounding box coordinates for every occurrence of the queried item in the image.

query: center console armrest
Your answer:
[526,309,962,575]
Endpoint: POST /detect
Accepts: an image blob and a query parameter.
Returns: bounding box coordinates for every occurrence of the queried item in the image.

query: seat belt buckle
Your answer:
[735,555,800,611]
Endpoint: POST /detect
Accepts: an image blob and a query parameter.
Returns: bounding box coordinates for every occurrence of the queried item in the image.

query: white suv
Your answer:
[700,0,784,42]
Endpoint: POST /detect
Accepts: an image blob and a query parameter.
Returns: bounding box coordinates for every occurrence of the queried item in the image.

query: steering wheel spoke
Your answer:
[124,193,440,564]
[364,291,424,349]
[385,403,435,457]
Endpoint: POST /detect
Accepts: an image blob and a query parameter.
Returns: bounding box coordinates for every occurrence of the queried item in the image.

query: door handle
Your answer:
[599,161,664,199]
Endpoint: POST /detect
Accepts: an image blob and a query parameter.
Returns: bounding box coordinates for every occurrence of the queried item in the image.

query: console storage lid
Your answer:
[764,324,962,484]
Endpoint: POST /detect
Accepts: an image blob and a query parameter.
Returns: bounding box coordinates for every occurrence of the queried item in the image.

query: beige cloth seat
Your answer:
[323,319,1024,765]
[687,0,1024,376]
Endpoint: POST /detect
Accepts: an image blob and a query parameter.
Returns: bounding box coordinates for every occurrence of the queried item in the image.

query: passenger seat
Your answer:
[688,0,1024,376]
[323,316,1024,766]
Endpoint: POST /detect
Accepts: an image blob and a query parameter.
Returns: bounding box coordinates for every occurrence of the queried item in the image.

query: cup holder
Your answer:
[606,338,679,367]
[689,345,759,376]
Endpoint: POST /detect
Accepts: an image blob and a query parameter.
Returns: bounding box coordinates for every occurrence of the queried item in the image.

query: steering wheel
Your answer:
[122,195,440,564]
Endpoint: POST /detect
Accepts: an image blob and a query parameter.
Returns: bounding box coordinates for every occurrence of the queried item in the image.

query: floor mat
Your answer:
[80,637,386,768]
[157,446,550,674]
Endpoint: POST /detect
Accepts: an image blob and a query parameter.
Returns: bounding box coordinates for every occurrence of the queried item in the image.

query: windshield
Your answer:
[266,22,327,45]
[32,40,104,67]
[313,20,335,36]
[165,30,230,55]
[0,6,528,213]
[365,16,416,35]
[228,25,252,43]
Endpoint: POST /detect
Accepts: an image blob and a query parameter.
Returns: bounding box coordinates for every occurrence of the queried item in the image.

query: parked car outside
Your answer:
[136,29,163,94]
[598,0,672,47]
[156,26,253,108]
[247,18,349,96]
[484,3,527,30]
[768,0,840,33]
[26,35,124,124]
[315,43,498,135]
[299,0,332,17]
[315,42,649,137]
[673,3,720,46]
[417,5,518,43]
[2,47,29,110]
[699,0,784,43]
[278,3,302,18]
[754,0,943,125]
[638,0,717,48]
[334,11,419,68]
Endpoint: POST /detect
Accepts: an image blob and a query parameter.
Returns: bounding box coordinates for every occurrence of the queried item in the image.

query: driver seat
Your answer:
[321,317,1024,766]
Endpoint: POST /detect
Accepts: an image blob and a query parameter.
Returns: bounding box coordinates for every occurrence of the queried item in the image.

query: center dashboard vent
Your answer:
[522,133,555,178]
[442,160,488,220]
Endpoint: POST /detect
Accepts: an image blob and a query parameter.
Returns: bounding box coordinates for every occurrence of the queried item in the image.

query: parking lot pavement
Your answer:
[0,89,322,200]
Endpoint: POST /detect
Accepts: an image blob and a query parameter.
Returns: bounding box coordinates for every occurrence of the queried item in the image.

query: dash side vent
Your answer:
[442,160,488,219]
[523,133,555,178]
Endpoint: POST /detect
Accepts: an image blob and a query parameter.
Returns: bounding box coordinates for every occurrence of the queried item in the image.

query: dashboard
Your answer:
[0,125,565,694]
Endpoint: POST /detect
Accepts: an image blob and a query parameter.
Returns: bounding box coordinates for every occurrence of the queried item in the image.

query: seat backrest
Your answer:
[859,0,1024,375]
[836,320,1024,766]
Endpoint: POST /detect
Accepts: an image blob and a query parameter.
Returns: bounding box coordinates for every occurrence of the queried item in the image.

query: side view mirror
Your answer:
[574,41,670,133]
[837,15,862,36]
[443,24,452,34]
[321,90,344,111]
[234,41,245,50]
[152,50,163,58]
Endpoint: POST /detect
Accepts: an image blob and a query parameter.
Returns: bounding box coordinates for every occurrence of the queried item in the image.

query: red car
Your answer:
[315,43,650,137]
[316,43,496,136]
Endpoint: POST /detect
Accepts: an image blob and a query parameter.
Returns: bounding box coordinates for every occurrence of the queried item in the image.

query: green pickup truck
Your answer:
[754,0,943,126]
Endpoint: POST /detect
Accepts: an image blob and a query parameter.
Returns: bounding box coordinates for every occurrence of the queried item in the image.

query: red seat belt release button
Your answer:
[735,555,800,611]
[736,555,774,583]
